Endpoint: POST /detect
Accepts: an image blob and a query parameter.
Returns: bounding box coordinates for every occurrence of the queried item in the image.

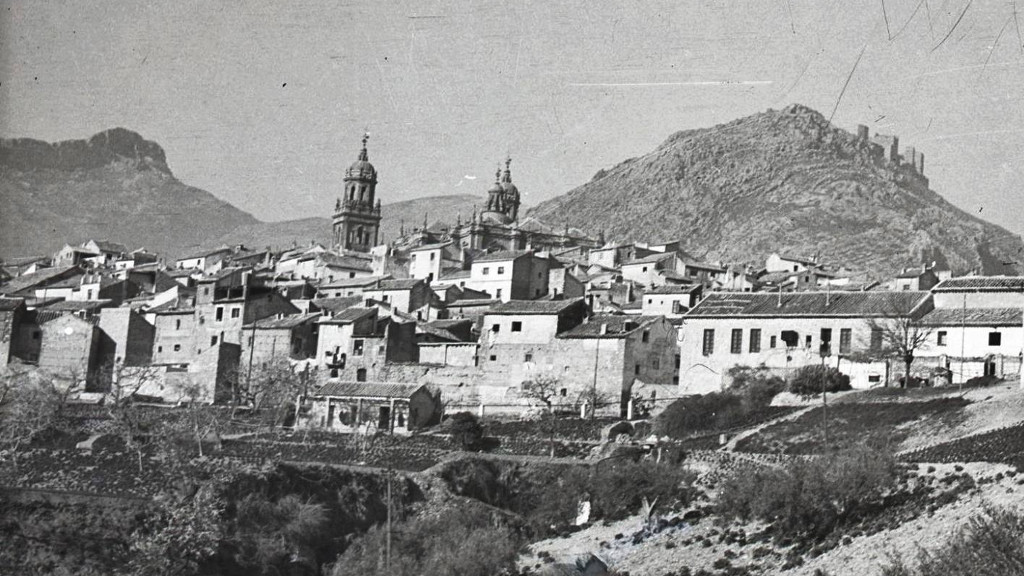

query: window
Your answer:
[730,329,742,354]
[86,289,93,299]
[248,336,253,346]
[937,331,947,346]
[215,307,224,321]
[634,363,641,375]
[491,323,500,333]
[989,332,1002,346]
[489,354,497,361]
[675,354,681,369]
[524,352,533,362]
[231,308,240,318]
[560,388,568,397]
[173,344,181,352]
[781,330,799,347]
[770,335,777,348]
[430,252,436,261]
[511,321,522,332]
[211,336,218,346]
[805,334,813,349]
[642,266,648,272]
[648,298,653,304]
[840,328,852,354]
[642,330,650,343]
[868,375,881,383]
[870,328,883,351]
[482,267,490,275]
[702,329,715,356]
[175,319,181,330]
[497,266,504,274]
[32,331,40,341]
[749,328,761,353]
[382,295,389,303]
[353,339,364,356]
[673,375,679,385]
[496,289,502,299]
[157,346,163,353]
[652,357,660,369]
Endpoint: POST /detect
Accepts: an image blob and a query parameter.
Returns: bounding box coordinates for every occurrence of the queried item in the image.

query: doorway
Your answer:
[378,406,391,430]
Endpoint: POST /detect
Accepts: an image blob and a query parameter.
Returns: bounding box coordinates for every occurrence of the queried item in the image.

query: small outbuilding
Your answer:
[308,381,438,434]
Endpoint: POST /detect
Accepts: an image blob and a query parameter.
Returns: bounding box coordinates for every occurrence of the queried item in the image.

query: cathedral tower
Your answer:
[332,134,382,252]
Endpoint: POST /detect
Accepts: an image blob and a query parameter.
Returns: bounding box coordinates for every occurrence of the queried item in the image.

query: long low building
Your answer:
[678,290,933,392]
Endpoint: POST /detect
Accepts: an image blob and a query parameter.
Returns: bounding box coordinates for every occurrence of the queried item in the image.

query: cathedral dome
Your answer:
[345,134,377,181]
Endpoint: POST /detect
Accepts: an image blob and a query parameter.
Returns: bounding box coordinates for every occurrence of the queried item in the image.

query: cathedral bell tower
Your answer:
[332,134,382,252]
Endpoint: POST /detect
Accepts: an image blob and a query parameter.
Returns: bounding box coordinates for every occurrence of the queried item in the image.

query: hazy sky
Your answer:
[2,0,1023,237]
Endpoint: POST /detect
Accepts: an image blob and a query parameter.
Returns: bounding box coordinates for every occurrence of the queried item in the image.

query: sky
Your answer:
[2,0,1024,238]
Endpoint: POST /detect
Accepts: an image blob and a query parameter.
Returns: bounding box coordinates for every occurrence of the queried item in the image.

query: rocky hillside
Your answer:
[0,128,481,260]
[528,104,1024,276]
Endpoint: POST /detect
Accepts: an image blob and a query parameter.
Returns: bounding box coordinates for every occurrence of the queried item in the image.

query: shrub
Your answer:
[447,412,483,450]
[881,507,1024,576]
[329,502,520,576]
[653,392,745,437]
[788,365,851,398]
[727,365,786,410]
[717,445,897,541]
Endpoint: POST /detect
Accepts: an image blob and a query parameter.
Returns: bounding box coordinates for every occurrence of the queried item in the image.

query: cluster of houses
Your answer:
[1,138,1020,434]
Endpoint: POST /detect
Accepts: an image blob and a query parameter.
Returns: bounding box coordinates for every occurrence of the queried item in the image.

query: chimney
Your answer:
[599,323,608,335]
[856,124,869,141]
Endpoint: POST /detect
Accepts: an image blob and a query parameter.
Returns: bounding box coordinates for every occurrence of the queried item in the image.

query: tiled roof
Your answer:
[320,306,376,324]
[559,314,661,339]
[417,323,461,342]
[38,299,113,312]
[623,253,675,266]
[488,298,585,315]
[473,250,533,263]
[318,253,373,271]
[919,307,1023,327]
[0,297,25,311]
[320,275,389,289]
[932,276,1024,292]
[686,291,931,318]
[148,298,196,314]
[89,240,129,254]
[777,253,818,266]
[426,318,474,329]
[313,296,365,313]
[0,266,81,295]
[245,312,322,329]
[439,268,471,281]
[646,284,700,295]
[409,241,453,252]
[373,278,423,291]
[447,298,499,308]
[197,266,250,283]
[681,260,726,272]
[314,381,425,399]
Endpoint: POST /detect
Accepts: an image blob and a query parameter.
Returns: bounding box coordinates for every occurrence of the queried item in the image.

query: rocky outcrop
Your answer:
[528,104,1023,276]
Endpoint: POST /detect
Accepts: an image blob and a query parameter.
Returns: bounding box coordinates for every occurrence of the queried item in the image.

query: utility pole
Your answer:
[959,293,966,394]
[591,339,600,420]
[819,347,830,452]
[386,464,392,571]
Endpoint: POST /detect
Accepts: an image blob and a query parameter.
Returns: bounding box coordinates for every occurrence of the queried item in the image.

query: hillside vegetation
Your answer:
[528,104,1024,276]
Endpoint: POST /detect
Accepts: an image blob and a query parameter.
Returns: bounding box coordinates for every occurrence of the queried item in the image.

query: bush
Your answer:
[717,445,898,541]
[447,412,483,450]
[728,365,786,409]
[329,502,521,576]
[653,392,745,438]
[788,365,851,398]
[881,507,1024,576]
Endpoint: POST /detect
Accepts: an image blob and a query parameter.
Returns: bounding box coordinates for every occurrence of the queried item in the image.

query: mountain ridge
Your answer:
[528,104,1023,276]
[0,129,481,260]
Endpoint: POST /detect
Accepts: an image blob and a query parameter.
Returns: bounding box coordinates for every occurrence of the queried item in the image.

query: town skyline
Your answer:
[3,0,1024,237]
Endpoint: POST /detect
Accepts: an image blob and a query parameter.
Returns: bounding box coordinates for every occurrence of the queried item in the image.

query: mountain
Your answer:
[528,104,1024,276]
[0,128,481,260]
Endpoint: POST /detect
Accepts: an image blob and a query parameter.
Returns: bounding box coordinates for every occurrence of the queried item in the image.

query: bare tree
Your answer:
[0,366,81,467]
[103,362,161,473]
[865,297,935,388]
[170,380,224,458]
[521,375,562,458]
[229,358,304,435]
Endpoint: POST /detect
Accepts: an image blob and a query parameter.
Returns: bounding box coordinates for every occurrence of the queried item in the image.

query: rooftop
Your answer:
[686,291,931,318]
[473,249,534,264]
[646,284,701,295]
[488,298,585,315]
[314,381,425,399]
[373,278,423,291]
[919,307,1023,327]
[932,276,1024,292]
[244,312,322,330]
[38,299,113,312]
[313,296,365,313]
[0,297,25,311]
[408,241,453,252]
[0,265,81,295]
[624,253,675,266]
[559,314,661,339]
[319,306,376,325]
[319,275,389,289]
